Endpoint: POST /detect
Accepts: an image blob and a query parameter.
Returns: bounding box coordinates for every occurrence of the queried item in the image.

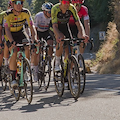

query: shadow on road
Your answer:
[1,73,120,112]
[81,73,120,98]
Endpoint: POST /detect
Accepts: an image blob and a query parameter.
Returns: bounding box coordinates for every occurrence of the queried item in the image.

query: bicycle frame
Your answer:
[63,41,72,78]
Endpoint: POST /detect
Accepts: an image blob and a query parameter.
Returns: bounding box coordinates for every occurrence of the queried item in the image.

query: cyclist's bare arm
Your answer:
[84,19,90,37]
[4,26,14,43]
[75,20,89,42]
[29,25,38,42]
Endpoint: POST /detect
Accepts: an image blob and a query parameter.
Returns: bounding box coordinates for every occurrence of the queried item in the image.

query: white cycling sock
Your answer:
[34,66,38,72]
[55,56,60,65]
[4,58,8,66]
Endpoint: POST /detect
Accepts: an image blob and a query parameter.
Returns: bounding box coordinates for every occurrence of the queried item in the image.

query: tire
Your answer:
[8,74,20,101]
[53,57,64,97]
[38,56,44,90]
[68,55,80,100]
[43,56,51,91]
[23,58,33,104]
[78,54,86,94]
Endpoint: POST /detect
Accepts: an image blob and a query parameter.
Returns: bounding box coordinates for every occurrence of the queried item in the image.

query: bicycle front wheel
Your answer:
[68,55,80,100]
[78,54,86,94]
[53,57,64,97]
[23,58,33,104]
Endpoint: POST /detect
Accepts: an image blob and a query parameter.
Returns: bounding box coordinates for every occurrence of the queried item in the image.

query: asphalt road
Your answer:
[1,72,120,120]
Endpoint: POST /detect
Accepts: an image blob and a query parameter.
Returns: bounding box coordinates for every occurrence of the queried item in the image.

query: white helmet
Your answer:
[42,2,53,11]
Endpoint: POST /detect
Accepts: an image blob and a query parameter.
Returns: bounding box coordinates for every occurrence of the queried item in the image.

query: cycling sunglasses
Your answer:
[62,0,70,4]
[14,1,23,5]
[47,11,51,14]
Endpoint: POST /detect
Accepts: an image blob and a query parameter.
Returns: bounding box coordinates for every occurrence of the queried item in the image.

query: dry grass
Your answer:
[91,23,120,74]
[88,0,120,74]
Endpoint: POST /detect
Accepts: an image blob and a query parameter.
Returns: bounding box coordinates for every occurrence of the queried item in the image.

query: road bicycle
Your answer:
[36,39,52,91]
[53,38,81,100]
[9,42,33,104]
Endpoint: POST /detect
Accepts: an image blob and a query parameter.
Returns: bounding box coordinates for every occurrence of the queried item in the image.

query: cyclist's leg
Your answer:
[30,31,42,82]
[4,41,9,66]
[76,25,86,54]
[54,38,64,71]
[3,41,10,74]
[24,45,30,60]
[79,43,86,54]
[47,39,53,56]
[45,31,53,57]
[9,31,26,88]
[9,45,17,88]
[31,44,39,82]
[55,24,71,71]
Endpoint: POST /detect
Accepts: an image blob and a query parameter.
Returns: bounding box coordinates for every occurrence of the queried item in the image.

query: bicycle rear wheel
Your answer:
[68,55,80,100]
[78,54,86,94]
[43,56,51,91]
[53,57,64,97]
[23,58,33,104]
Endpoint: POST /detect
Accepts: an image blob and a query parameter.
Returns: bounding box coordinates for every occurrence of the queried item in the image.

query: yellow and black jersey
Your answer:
[51,3,79,24]
[4,8,33,32]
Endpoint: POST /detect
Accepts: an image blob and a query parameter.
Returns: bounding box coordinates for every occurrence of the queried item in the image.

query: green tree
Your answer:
[33,0,58,14]
[85,0,113,27]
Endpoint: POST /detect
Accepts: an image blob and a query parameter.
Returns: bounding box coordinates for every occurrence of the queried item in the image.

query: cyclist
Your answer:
[70,0,90,54]
[0,0,12,81]
[34,2,53,58]
[4,0,38,88]
[51,0,89,71]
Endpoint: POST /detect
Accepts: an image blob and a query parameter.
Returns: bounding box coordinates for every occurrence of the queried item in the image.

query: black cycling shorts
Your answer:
[58,23,73,46]
[37,30,53,41]
[11,29,29,44]
[69,24,78,37]
[58,23,71,38]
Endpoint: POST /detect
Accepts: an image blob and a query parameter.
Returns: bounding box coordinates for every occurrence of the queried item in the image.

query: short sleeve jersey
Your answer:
[34,12,51,32]
[51,3,79,24]
[4,8,34,32]
[69,5,89,25]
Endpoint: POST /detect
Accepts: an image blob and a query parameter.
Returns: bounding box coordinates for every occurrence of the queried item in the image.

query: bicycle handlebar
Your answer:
[10,42,32,57]
[57,38,94,50]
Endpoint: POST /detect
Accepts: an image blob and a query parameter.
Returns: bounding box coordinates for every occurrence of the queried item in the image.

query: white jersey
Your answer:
[34,12,51,32]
